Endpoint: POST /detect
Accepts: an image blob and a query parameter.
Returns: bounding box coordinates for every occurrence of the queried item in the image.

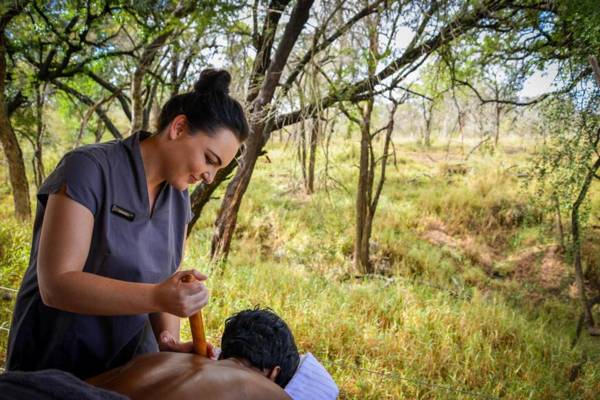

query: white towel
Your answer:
[284,353,339,400]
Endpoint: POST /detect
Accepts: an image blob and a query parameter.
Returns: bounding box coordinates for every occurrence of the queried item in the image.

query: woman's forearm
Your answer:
[40,270,160,315]
[150,312,181,341]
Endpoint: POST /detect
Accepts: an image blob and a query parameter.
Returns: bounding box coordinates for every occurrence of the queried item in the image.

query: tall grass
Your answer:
[1,137,599,398]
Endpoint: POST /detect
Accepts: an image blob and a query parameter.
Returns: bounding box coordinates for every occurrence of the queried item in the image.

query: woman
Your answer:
[6,69,249,380]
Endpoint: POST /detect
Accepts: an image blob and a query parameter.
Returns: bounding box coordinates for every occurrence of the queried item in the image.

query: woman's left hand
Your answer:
[158,330,219,359]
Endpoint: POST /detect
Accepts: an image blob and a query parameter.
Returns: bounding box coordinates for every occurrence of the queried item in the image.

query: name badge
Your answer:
[111,204,135,221]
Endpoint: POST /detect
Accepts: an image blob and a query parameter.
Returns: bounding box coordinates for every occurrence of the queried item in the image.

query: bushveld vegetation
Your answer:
[1,1,600,398]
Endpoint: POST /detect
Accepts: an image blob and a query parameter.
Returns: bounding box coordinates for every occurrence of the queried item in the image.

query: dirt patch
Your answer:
[421,218,498,272]
[506,245,570,291]
[421,218,570,290]
[539,250,569,290]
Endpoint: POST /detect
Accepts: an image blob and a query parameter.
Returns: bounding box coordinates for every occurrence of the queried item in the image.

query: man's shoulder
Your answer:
[241,376,291,400]
[88,353,291,400]
[216,364,290,400]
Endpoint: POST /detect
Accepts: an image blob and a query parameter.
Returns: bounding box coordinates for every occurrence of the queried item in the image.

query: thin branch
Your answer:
[76,86,123,147]
[253,0,315,110]
[84,69,132,120]
[371,98,399,214]
[0,0,30,32]
[7,91,27,116]
[51,79,122,139]
[246,0,292,103]
[272,0,506,129]
[281,0,385,94]
[338,101,361,125]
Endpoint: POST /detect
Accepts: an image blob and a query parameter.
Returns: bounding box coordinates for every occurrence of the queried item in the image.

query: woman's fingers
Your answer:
[156,270,210,316]
[158,330,177,351]
[207,343,221,360]
[191,269,208,281]
[168,340,194,353]
[181,280,209,299]
[173,281,209,316]
[178,269,207,282]
[158,331,194,353]
[182,280,206,294]
[185,287,209,315]
[159,330,174,344]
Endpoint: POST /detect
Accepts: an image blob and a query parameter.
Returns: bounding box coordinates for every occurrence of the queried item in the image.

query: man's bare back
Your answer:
[87,352,290,400]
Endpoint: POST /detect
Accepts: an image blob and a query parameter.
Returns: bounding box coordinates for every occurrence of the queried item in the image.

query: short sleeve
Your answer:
[37,151,103,217]
[185,190,193,225]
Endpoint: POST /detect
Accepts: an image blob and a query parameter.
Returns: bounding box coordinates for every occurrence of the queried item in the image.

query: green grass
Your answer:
[2,136,600,399]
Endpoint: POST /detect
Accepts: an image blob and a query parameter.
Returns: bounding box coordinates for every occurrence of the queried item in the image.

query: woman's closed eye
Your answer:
[205,154,217,165]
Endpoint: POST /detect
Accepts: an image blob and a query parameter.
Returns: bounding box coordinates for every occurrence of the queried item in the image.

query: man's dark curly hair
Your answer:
[219,307,300,387]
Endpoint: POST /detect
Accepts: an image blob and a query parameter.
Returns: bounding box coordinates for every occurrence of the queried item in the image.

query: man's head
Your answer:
[219,308,299,388]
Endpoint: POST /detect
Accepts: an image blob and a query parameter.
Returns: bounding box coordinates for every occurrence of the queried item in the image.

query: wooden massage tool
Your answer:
[181,274,208,356]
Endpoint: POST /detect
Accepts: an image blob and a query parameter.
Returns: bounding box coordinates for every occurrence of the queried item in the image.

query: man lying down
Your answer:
[89,307,339,400]
[0,308,339,400]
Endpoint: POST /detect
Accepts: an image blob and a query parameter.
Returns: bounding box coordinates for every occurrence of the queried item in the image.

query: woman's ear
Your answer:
[266,366,281,382]
[168,115,188,140]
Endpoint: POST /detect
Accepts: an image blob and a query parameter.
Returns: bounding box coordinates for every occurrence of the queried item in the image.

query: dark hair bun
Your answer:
[194,69,231,95]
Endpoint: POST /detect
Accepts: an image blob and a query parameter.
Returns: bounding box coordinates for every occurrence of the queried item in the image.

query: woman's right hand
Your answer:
[154,269,209,317]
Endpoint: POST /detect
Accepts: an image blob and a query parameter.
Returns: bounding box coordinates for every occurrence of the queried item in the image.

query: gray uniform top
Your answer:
[7,130,193,380]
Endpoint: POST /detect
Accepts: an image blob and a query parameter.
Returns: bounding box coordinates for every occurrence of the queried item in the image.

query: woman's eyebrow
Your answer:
[208,149,222,166]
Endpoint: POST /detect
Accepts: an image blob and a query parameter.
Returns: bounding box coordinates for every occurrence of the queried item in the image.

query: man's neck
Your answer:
[226,358,268,376]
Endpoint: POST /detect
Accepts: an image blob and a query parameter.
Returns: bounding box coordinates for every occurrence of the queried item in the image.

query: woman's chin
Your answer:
[172,180,188,192]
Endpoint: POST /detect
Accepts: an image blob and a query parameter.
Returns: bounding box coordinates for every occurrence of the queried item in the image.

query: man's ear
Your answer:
[267,366,281,382]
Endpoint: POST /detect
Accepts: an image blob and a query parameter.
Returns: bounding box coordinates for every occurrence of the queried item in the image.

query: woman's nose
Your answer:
[201,171,213,184]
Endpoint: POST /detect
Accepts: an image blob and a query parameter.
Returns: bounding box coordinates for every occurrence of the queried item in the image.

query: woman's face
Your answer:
[163,115,241,191]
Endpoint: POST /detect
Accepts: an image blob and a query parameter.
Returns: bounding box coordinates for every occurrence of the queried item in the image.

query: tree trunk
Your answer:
[94,117,104,143]
[33,141,44,188]
[553,194,565,250]
[571,158,600,334]
[494,103,501,148]
[143,78,159,132]
[211,121,269,258]
[209,0,314,260]
[130,67,147,134]
[187,157,239,234]
[0,36,31,220]
[423,101,433,147]
[353,98,398,275]
[33,83,47,188]
[170,44,180,97]
[307,116,318,193]
[354,100,374,274]
[298,120,307,190]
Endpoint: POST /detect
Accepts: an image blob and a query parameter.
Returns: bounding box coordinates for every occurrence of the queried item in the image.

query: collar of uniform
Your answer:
[122,130,154,217]
[122,130,152,153]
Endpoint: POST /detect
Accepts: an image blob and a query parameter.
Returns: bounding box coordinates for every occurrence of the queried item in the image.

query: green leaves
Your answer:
[529,88,600,242]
